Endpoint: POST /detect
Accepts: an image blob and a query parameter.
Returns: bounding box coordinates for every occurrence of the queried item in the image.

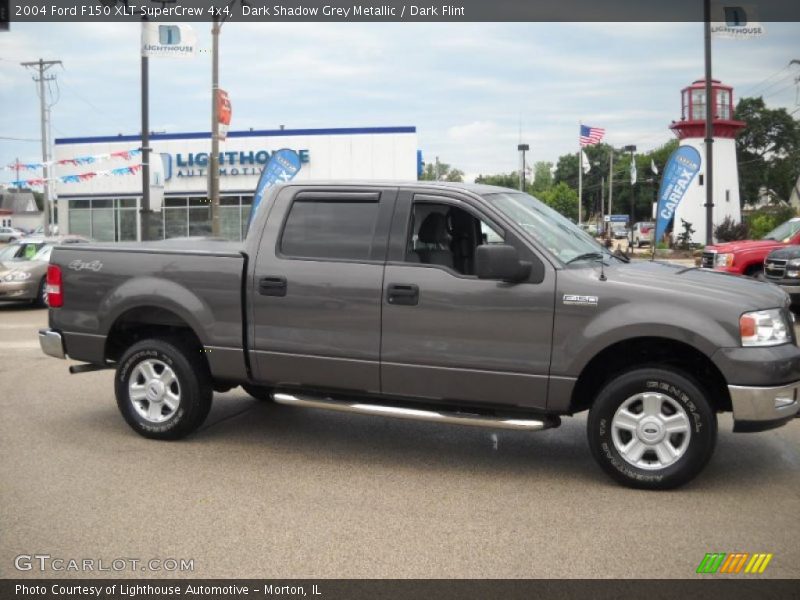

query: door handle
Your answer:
[259,276,287,297]
[387,283,419,306]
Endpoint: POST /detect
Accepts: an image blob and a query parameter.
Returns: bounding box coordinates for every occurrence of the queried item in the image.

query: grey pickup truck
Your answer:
[39,182,800,489]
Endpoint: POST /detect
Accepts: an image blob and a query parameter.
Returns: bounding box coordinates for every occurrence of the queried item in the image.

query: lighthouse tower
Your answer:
[669,79,746,244]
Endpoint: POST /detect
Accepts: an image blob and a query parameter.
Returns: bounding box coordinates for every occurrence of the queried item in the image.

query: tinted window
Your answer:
[281,199,379,261]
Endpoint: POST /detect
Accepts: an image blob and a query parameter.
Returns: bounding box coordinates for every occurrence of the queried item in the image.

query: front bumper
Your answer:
[774,283,800,299]
[39,329,66,359]
[729,381,800,432]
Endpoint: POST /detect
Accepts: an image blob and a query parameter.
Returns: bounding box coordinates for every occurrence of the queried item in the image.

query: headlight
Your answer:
[1,271,32,282]
[715,253,734,268]
[789,259,800,267]
[740,309,790,347]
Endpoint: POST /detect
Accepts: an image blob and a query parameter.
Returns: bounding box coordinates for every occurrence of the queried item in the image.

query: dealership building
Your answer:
[54,126,418,241]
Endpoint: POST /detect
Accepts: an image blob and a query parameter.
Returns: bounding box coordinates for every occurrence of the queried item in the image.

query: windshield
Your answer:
[483,191,614,264]
[0,245,19,261]
[764,218,800,242]
[33,244,54,262]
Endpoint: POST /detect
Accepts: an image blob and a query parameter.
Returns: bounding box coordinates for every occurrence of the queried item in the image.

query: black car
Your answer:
[764,245,800,307]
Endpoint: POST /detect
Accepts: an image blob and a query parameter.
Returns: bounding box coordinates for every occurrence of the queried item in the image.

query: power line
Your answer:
[762,79,799,101]
[57,73,130,131]
[739,64,791,97]
[0,136,41,142]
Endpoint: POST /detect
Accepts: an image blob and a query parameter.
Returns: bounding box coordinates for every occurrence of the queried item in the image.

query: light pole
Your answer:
[517,143,529,191]
[623,144,637,252]
[101,0,173,240]
[209,13,221,237]
[209,0,247,237]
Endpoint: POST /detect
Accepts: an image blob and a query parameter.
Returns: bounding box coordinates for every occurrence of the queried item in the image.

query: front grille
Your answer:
[701,252,715,269]
[765,258,787,280]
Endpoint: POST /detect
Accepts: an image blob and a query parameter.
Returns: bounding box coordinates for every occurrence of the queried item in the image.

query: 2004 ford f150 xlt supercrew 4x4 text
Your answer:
[38,182,800,489]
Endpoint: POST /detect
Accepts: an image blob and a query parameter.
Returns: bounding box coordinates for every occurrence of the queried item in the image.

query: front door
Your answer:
[380,191,555,410]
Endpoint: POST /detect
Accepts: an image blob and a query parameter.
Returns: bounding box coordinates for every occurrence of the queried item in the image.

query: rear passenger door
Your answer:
[250,186,397,394]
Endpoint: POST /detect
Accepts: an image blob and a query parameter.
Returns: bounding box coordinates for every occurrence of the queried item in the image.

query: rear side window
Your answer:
[280,199,380,261]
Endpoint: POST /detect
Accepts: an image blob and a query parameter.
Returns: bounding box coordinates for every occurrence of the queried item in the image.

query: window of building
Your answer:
[280,198,380,261]
[717,89,731,119]
[405,203,504,276]
[691,89,706,120]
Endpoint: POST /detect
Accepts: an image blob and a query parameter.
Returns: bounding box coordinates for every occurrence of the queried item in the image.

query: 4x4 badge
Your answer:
[563,294,598,306]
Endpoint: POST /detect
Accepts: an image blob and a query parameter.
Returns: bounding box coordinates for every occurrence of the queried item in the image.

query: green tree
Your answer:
[735,97,800,204]
[474,172,519,188]
[420,160,464,182]
[530,161,553,195]
[540,181,579,221]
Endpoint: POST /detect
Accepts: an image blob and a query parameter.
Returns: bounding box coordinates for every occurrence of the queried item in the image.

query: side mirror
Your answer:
[475,244,532,282]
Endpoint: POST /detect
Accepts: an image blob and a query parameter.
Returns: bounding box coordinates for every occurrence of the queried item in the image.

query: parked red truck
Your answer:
[701,217,800,276]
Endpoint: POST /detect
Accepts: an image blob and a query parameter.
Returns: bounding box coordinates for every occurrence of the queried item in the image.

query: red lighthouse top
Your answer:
[669,78,746,140]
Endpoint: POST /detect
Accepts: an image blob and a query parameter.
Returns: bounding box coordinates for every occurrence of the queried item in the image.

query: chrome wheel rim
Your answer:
[128,359,181,423]
[611,392,691,470]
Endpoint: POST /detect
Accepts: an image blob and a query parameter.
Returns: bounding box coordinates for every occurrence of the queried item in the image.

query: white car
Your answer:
[0,227,25,243]
[633,222,655,247]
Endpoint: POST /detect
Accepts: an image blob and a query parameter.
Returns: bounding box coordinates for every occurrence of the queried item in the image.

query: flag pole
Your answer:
[578,122,582,225]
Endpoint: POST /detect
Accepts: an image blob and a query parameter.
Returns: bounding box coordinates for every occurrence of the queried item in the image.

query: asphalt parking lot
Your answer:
[1,302,798,579]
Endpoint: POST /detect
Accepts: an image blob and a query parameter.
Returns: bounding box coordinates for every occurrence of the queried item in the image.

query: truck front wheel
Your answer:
[115,338,213,440]
[587,367,717,490]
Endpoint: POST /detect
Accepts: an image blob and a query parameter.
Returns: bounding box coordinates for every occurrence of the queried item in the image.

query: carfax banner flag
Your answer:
[654,145,702,244]
[247,148,302,227]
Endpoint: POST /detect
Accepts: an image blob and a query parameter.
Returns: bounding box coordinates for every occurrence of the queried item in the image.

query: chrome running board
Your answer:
[272,391,557,431]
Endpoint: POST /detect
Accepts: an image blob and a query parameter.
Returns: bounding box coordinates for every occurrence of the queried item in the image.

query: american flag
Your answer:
[580,125,605,146]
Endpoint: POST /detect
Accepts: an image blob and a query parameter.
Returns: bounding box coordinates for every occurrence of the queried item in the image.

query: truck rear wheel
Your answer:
[115,338,213,440]
[587,367,717,490]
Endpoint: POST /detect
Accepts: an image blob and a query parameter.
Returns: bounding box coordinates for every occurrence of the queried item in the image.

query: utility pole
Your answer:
[703,0,714,245]
[624,145,637,251]
[209,14,221,237]
[21,58,61,235]
[608,151,614,238]
[518,143,529,192]
[600,176,605,234]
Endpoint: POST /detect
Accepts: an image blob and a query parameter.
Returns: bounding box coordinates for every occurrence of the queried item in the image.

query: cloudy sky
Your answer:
[1,21,798,183]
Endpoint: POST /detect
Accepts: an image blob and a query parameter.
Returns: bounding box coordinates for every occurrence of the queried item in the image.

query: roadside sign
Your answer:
[711,3,765,39]
[604,214,628,223]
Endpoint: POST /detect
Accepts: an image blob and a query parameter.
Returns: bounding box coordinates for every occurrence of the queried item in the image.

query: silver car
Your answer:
[0,236,89,306]
[0,226,26,243]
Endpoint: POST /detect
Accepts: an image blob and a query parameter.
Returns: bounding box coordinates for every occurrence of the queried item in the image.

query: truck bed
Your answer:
[49,239,248,382]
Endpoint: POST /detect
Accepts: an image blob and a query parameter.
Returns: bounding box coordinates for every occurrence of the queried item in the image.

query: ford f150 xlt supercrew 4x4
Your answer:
[39,182,800,489]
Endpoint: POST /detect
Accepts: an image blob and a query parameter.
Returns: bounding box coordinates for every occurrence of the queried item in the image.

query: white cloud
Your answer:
[1,21,799,182]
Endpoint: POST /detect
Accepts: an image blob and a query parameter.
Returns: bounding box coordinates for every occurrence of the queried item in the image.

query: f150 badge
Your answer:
[563,294,598,306]
[68,259,103,272]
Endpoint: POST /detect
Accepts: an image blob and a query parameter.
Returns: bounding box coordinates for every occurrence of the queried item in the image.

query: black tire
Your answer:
[745,265,763,278]
[115,338,213,440]
[34,277,47,307]
[242,383,273,402]
[587,367,717,490]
